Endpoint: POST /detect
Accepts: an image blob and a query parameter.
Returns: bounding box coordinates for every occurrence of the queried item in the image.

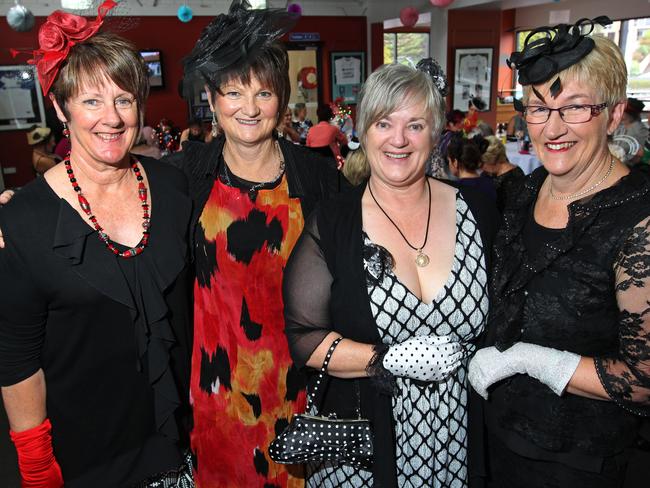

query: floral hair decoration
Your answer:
[415,57,448,98]
[507,16,611,101]
[182,0,297,99]
[11,0,117,96]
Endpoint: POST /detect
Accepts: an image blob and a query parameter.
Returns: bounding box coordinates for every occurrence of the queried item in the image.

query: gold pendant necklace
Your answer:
[368,179,432,268]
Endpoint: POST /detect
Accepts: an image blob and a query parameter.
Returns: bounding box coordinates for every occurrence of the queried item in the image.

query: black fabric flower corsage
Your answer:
[507,16,611,97]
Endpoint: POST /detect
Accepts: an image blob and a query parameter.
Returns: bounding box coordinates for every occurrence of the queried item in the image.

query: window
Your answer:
[384,33,430,67]
[514,17,650,104]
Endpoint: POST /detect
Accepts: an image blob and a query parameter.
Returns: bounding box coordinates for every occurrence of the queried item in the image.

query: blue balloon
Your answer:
[177,5,193,23]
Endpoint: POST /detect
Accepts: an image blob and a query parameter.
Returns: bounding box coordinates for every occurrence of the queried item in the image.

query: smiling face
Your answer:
[365,98,433,188]
[207,74,279,147]
[53,75,139,166]
[526,77,624,177]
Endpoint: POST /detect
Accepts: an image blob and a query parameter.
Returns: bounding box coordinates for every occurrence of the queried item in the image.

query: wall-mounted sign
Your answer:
[289,32,320,42]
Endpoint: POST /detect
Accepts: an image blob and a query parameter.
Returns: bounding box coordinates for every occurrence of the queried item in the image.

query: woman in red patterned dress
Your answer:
[177,2,346,486]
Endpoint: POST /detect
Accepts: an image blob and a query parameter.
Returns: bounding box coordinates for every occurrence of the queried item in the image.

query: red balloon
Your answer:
[430,0,454,6]
[400,7,419,28]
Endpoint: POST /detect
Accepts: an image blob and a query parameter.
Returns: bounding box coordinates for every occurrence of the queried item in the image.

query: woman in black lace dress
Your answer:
[469,18,650,488]
[284,61,498,487]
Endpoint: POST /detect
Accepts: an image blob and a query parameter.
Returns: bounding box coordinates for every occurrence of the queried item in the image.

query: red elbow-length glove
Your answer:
[10,418,64,488]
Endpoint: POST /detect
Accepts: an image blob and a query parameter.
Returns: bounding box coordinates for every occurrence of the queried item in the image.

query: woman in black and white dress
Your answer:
[283,61,499,487]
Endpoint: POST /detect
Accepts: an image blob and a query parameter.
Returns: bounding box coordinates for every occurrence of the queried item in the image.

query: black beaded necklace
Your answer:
[368,178,432,267]
[64,156,150,258]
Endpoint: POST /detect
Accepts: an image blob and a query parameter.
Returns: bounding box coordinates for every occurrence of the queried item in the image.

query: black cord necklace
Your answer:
[368,178,432,267]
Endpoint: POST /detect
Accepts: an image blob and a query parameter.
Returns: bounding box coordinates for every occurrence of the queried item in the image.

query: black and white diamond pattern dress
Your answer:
[306,191,488,487]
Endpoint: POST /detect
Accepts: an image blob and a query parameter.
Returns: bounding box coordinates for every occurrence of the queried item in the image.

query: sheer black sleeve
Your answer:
[283,212,334,368]
[0,214,47,386]
[595,216,650,416]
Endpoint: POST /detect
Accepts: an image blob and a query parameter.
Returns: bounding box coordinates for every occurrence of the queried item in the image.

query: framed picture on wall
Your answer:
[140,50,164,88]
[330,51,365,105]
[0,65,45,131]
[453,48,493,112]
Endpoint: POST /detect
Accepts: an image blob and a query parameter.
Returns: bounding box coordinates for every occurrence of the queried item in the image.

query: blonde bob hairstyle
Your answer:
[482,135,508,165]
[523,35,627,109]
[356,63,446,150]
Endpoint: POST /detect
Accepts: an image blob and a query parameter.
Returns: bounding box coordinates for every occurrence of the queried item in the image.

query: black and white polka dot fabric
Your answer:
[382,334,463,382]
[306,192,488,487]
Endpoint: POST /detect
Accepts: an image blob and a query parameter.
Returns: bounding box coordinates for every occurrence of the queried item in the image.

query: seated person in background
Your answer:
[428,109,465,177]
[306,104,348,162]
[179,117,208,145]
[27,126,59,175]
[462,96,486,133]
[481,135,525,211]
[131,126,163,159]
[613,97,648,166]
[506,112,528,140]
[292,101,312,144]
[447,132,496,200]
[278,107,301,143]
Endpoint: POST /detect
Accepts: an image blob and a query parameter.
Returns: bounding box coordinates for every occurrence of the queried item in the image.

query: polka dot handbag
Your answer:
[269,338,373,468]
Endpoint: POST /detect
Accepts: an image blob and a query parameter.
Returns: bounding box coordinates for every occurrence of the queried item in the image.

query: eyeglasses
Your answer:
[523,102,608,124]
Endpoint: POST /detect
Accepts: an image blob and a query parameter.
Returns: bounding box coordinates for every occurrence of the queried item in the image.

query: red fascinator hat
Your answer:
[12,0,117,95]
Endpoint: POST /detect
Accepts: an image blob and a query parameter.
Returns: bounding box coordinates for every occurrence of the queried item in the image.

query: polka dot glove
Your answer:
[468,342,581,399]
[382,335,464,382]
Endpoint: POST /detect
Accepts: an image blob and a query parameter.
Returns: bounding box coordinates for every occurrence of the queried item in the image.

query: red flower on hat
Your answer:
[25,0,117,95]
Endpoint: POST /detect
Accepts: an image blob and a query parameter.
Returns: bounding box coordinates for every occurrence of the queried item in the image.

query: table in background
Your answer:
[506,141,543,174]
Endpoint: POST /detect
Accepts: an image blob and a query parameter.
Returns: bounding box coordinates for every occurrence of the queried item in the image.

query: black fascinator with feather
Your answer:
[508,16,611,104]
[182,0,298,99]
[416,57,448,97]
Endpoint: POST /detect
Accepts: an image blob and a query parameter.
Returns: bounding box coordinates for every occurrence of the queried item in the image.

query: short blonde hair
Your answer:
[356,63,445,149]
[342,149,370,186]
[523,35,627,108]
[482,135,507,165]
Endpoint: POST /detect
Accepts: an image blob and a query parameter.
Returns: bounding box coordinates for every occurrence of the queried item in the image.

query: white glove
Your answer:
[468,342,581,399]
[382,335,463,382]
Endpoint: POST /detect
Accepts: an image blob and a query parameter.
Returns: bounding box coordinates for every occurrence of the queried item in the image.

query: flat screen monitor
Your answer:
[140,50,163,88]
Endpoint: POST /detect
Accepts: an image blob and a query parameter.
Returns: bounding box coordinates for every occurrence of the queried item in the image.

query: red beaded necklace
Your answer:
[64,157,151,258]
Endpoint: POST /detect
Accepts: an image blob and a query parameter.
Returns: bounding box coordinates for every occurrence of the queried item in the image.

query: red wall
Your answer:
[497,9,516,97]
[447,9,502,129]
[0,15,366,188]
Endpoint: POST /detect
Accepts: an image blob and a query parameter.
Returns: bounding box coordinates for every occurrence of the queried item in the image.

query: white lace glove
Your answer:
[468,342,581,399]
[382,335,463,382]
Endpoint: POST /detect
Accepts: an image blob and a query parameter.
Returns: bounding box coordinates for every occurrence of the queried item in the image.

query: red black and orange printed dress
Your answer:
[190,160,307,488]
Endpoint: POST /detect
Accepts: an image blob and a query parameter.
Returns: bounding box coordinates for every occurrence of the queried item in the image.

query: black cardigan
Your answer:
[165,135,348,245]
[285,180,499,487]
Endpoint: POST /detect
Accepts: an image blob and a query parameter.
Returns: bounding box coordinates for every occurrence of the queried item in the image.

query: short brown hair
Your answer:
[214,42,290,125]
[51,33,149,123]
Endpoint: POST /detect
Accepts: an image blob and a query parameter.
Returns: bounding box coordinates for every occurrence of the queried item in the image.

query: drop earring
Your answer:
[62,122,70,138]
[211,112,218,137]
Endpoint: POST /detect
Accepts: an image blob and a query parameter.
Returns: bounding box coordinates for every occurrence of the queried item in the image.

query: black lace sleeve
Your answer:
[283,211,334,368]
[595,216,650,416]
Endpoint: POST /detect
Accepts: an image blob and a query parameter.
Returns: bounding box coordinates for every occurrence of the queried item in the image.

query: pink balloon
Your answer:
[287,3,302,16]
[400,7,419,28]
[430,0,454,6]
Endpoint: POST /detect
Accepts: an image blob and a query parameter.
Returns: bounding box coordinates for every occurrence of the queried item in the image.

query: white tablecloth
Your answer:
[506,141,543,175]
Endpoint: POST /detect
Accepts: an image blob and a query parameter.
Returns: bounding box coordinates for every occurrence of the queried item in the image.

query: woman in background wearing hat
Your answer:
[27,126,59,175]
[614,97,648,166]
[469,18,650,487]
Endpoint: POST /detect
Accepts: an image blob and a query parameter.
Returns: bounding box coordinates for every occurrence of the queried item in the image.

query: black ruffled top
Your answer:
[0,159,192,487]
[486,166,650,468]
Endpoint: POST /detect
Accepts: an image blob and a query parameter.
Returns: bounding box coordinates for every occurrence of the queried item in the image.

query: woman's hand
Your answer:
[0,189,14,205]
[468,342,581,399]
[382,335,463,382]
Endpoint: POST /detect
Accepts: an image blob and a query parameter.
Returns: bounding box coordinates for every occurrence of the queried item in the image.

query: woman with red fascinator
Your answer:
[0,3,193,486]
